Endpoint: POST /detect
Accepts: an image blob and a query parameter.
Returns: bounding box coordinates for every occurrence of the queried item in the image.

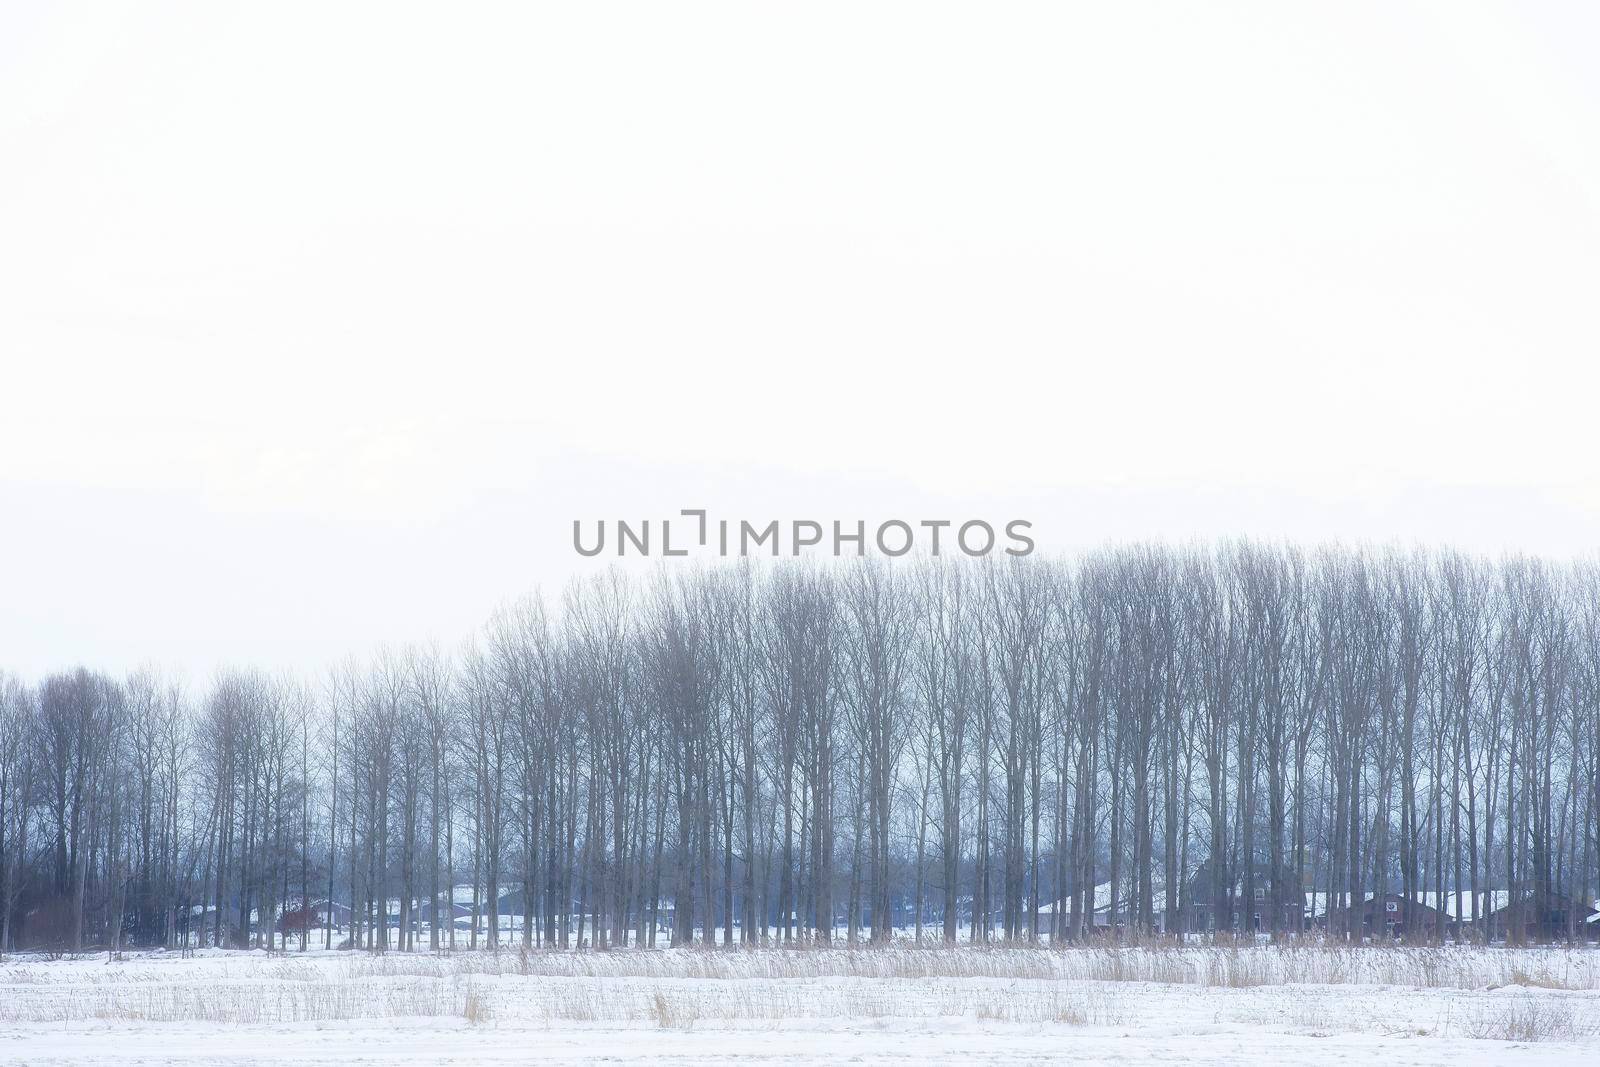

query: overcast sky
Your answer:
[2,1,1598,681]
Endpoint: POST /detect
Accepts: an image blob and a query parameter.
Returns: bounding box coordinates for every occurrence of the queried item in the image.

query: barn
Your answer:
[1351,893,1444,939]
[1485,891,1598,942]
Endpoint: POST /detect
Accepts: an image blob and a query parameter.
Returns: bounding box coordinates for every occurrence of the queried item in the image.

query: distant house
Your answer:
[1040,865,1311,937]
[1312,890,1510,940]
[418,884,523,934]
[1351,893,1443,939]
[496,888,532,919]
[1187,862,1307,933]
[1410,890,1508,933]
[418,897,471,927]
[1041,877,1181,932]
[277,900,352,934]
[1485,891,1598,942]
[1039,881,1116,931]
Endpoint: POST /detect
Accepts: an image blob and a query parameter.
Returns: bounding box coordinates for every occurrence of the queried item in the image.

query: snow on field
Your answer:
[3,944,1599,1065]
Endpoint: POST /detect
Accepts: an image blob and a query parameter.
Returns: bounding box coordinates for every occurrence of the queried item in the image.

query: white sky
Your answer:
[2,1,1598,681]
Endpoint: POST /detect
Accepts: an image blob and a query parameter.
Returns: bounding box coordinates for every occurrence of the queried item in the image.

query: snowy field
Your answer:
[3,944,1600,1065]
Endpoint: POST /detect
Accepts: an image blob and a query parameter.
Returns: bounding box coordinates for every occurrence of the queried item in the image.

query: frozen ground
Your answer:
[3,944,1599,1064]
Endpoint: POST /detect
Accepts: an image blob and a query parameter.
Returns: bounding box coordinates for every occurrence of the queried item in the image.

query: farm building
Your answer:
[1485,891,1598,942]
[1348,893,1444,939]
[1186,862,1307,933]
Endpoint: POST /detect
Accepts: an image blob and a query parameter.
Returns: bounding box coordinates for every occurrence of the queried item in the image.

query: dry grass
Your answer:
[1505,964,1573,989]
[3,943,1597,1041]
[649,988,697,1029]
[1461,997,1595,1042]
[460,978,492,1025]
[327,940,1600,991]
[0,975,491,1025]
[0,967,1132,1030]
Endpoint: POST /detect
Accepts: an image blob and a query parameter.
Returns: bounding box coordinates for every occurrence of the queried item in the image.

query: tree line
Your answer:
[1,543,1597,955]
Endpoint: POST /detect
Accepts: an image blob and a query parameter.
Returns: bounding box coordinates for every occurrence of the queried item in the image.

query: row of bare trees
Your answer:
[2,544,1597,955]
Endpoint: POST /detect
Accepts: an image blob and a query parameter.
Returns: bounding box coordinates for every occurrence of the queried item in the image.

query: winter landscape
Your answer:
[8,0,1600,1062]
[5,548,1600,1063]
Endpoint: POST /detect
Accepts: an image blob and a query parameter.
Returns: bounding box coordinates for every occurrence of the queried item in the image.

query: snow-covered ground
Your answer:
[3,944,1598,1064]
